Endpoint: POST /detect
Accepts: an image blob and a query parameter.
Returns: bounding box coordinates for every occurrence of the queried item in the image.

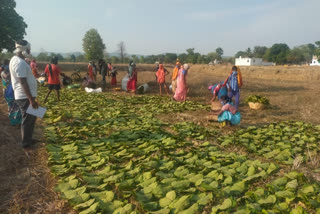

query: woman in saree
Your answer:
[216,95,241,125]
[127,62,137,93]
[171,61,181,94]
[1,59,22,126]
[173,63,189,102]
[156,64,169,95]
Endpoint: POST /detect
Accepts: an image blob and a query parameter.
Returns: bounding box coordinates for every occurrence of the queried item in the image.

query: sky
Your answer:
[16,0,320,56]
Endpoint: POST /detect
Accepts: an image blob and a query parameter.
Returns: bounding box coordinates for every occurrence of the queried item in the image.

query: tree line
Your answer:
[235,43,320,65]
[80,29,320,65]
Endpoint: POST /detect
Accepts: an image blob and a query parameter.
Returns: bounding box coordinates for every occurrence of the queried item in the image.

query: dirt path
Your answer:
[0,91,72,214]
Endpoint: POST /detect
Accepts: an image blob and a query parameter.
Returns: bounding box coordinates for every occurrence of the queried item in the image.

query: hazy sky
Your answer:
[16,0,320,56]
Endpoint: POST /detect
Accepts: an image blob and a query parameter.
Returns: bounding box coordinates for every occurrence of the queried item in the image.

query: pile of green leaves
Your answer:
[213,171,320,213]
[245,95,270,105]
[218,121,320,165]
[39,88,320,213]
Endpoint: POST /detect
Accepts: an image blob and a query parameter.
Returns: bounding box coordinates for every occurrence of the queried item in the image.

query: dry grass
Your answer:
[0,93,73,214]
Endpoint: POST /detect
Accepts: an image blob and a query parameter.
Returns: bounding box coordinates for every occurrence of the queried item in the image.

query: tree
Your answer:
[70,54,76,62]
[216,47,224,60]
[253,46,268,58]
[235,51,248,58]
[185,48,198,63]
[131,55,139,63]
[76,54,85,62]
[287,47,305,64]
[265,43,290,64]
[0,51,14,62]
[139,56,145,64]
[51,53,64,61]
[178,53,187,63]
[36,52,50,62]
[164,53,177,64]
[208,52,220,62]
[117,41,127,63]
[186,48,195,55]
[82,28,105,61]
[315,41,320,59]
[0,0,27,52]
[246,48,253,57]
[111,56,120,64]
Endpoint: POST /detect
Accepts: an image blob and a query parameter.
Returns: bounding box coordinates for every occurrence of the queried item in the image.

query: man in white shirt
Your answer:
[9,40,38,148]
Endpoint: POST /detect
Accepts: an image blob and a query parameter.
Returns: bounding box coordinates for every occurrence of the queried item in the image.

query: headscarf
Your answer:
[222,66,243,88]
[172,62,181,80]
[128,62,135,77]
[14,40,31,53]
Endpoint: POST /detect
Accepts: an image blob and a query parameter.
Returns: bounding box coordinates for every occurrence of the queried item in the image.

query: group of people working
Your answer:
[208,66,243,125]
[154,62,242,125]
[155,61,190,102]
[86,60,118,87]
[0,40,244,149]
[0,40,72,148]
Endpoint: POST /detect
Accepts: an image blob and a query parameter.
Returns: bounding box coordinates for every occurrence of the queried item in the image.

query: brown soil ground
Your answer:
[0,92,74,213]
[0,64,320,213]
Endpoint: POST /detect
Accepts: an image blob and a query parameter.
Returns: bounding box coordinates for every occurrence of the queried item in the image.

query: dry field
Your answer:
[0,63,320,213]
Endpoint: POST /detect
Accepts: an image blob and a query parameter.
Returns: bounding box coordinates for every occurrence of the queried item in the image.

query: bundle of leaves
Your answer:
[245,95,270,105]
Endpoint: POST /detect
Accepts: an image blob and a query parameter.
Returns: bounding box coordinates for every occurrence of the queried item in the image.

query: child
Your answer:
[110,66,118,86]
[44,57,65,103]
[208,81,227,102]
[222,66,242,109]
[216,95,241,125]
[156,64,169,95]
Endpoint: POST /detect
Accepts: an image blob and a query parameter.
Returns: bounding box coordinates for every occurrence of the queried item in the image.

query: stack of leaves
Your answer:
[245,95,270,105]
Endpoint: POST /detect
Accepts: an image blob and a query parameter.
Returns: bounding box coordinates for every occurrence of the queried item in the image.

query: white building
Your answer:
[235,56,274,66]
[310,56,320,66]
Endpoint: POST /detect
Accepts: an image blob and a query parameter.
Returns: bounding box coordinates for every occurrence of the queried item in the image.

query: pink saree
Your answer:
[173,68,187,101]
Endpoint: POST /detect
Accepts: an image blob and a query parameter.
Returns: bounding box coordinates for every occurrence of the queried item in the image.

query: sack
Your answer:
[121,75,129,91]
